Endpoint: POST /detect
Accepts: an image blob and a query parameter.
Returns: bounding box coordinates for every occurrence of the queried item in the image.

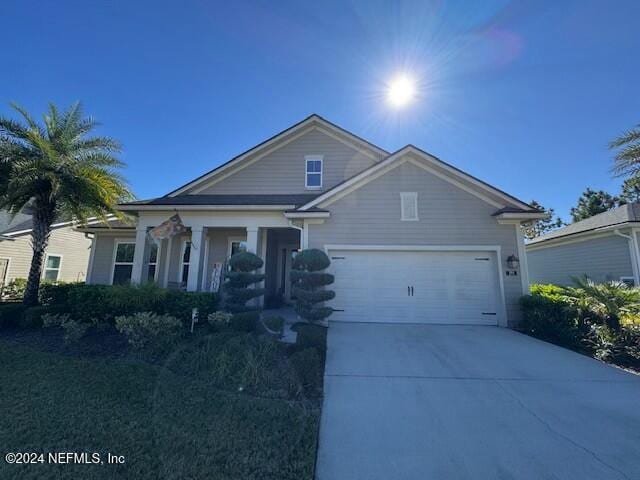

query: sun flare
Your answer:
[387,75,416,108]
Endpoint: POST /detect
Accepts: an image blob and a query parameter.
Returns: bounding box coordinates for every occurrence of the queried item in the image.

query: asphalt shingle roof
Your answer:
[528,203,640,244]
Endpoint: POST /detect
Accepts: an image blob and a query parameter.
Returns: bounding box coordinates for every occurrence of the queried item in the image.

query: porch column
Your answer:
[246,227,259,254]
[130,226,148,285]
[187,227,206,291]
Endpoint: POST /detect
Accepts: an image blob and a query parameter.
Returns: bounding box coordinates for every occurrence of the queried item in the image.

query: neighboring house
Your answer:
[0,214,122,292]
[81,115,542,327]
[527,203,640,287]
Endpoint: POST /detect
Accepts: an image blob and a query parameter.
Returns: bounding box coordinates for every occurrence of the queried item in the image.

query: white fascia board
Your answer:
[283,212,330,219]
[3,214,118,237]
[118,204,296,212]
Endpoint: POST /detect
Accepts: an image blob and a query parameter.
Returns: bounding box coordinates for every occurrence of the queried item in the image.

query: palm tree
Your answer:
[0,102,132,305]
[564,277,640,331]
[610,124,640,178]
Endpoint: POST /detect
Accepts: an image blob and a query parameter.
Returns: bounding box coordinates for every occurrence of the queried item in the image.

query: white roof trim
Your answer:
[283,211,330,219]
[169,115,388,197]
[495,212,547,220]
[526,222,639,249]
[118,204,297,212]
[298,146,531,211]
[2,214,119,237]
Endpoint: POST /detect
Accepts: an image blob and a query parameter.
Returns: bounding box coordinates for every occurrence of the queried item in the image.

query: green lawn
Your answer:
[0,339,319,479]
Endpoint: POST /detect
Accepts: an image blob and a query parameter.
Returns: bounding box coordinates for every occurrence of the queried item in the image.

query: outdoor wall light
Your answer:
[506,255,520,269]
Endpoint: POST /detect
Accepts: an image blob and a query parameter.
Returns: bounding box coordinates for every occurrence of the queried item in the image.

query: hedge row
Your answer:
[0,283,218,329]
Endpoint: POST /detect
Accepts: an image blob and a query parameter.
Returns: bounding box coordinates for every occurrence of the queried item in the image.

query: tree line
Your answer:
[523,124,640,240]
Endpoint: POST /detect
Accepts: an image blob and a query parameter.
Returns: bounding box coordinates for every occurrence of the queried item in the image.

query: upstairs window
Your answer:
[305,155,323,189]
[400,192,419,221]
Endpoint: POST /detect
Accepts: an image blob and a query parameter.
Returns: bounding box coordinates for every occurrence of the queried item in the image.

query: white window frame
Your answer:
[146,241,160,283]
[179,239,192,286]
[620,276,635,287]
[227,236,248,258]
[43,253,63,282]
[400,192,419,221]
[305,155,323,190]
[110,239,136,285]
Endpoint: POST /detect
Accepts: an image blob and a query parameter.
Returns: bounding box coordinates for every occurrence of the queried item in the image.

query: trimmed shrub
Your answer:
[66,284,218,323]
[519,293,582,348]
[2,278,26,301]
[223,252,264,329]
[291,249,335,324]
[292,322,327,357]
[262,315,285,336]
[20,306,49,328]
[289,348,323,393]
[38,282,83,305]
[0,303,28,328]
[62,319,91,344]
[115,311,183,353]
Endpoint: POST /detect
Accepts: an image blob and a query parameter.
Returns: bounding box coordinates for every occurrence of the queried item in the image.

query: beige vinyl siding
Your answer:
[0,226,92,283]
[527,234,633,286]
[307,160,524,326]
[197,129,380,195]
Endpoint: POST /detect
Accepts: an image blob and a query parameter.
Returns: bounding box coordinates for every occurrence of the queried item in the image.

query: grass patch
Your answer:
[0,340,319,479]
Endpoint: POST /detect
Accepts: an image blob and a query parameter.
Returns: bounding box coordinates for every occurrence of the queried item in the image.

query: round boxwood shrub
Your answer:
[291,249,335,324]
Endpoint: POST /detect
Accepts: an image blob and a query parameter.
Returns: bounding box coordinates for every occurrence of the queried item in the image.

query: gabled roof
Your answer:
[0,215,121,237]
[296,144,537,213]
[166,114,390,197]
[119,194,319,210]
[528,203,640,245]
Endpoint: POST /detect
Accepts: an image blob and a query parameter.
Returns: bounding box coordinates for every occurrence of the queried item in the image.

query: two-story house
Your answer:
[81,115,542,327]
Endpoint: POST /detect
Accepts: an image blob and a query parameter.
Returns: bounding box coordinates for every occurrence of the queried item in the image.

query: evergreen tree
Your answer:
[291,249,335,324]
[223,252,265,329]
[570,188,620,222]
[521,200,565,240]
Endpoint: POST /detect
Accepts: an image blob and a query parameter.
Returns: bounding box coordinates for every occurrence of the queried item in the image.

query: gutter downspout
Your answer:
[613,230,640,286]
[287,220,305,249]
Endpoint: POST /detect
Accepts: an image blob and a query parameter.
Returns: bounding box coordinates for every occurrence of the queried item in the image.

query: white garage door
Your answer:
[327,249,500,325]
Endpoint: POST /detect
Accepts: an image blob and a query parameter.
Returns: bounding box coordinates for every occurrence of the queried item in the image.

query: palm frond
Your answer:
[609,125,640,149]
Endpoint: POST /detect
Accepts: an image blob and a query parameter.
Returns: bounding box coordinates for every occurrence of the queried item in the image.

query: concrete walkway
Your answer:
[315,322,640,480]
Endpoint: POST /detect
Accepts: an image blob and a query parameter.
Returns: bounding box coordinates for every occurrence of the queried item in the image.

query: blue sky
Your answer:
[2,0,639,220]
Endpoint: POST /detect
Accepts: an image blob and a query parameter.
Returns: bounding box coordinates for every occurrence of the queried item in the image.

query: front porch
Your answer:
[129,220,302,305]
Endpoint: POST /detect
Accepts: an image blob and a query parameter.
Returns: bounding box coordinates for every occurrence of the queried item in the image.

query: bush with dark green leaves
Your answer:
[38,282,83,305]
[291,249,335,324]
[0,303,28,328]
[289,348,323,394]
[292,322,327,358]
[66,284,218,323]
[223,252,265,330]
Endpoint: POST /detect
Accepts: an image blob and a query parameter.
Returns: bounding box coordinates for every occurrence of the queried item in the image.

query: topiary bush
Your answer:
[291,249,335,324]
[38,281,83,305]
[223,252,265,330]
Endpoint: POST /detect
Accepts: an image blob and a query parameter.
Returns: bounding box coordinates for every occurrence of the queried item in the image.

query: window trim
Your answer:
[620,276,635,287]
[227,236,248,258]
[110,239,136,285]
[146,241,160,283]
[305,155,323,190]
[179,238,192,286]
[42,253,63,282]
[400,192,419,221]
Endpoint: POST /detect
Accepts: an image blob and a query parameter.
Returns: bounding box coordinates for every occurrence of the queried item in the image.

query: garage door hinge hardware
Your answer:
[474,258,490,261]
[482,312,497,315]
[331,256,345,260]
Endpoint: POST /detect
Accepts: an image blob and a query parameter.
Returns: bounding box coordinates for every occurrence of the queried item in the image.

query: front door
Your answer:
[278,244,299,303]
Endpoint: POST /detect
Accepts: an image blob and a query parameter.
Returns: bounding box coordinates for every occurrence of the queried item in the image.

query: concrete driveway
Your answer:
[315,322,640,480]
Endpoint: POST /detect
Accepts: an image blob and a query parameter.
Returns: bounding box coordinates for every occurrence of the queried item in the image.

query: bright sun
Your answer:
[387,75,416,108]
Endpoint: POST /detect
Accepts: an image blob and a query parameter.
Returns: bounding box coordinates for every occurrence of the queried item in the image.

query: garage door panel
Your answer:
[328,249,499,325]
